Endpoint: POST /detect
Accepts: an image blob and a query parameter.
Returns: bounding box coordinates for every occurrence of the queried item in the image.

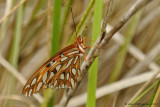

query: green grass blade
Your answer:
[61,0,73,37]
[86,0,103,106]
[147,80,160,107]
[128,80,159,107]
[8,2,23,107]
[41,1,62,107]
[51,0,62,55]
[0,0,15,50]
[69,0,95,44]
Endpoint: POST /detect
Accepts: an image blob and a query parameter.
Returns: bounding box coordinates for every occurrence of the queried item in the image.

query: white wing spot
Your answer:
[60,74,64,80]
[62,84,64,88]
[45,85,47,88]
[67,50,79,55]
[71,78,74,88]
[79,53,84,56]
[74,56,79,64]
[36,82,42,92]
[49,72,54,80]
[31,78,37,85]
[25,92,28,97]
[43,72,48,83]
[63,58,74,70]
[25,85,30,89]
[54,80,57,87]
[51,85,54,88]
[49,84,54,88]
[47,62,53,67]
[78,44,85,53]
[66,73,69,80]
[52,61,57,65]
[56,65,61,71]
[29,89,32,96]
[78,69,81,76]
[65,84,68,88]
[72,68,76,76]
[61,57,68,61]
[50,62,53,64]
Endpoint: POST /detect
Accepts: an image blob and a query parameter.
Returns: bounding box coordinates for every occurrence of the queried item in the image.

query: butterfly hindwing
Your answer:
[22,47,82,96]
[49,55,81,89]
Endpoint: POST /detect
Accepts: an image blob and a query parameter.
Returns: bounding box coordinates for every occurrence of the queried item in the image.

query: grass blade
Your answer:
[69,0,95,44]
[8,2,23,106]
[129,80,159,107]
[51,0,62,55]
[41,0,62,107]
[86,0,103,106]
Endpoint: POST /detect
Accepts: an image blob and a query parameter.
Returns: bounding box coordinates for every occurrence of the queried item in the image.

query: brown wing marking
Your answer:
[48,54,81,89]
[22,49,81,96]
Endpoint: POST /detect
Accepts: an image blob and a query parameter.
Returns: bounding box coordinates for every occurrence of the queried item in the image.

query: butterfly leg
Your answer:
[84,53,97,62]
[84,45,99,49]
[82,36,99,49]
[83,36,86,46]
[84,53,87,62]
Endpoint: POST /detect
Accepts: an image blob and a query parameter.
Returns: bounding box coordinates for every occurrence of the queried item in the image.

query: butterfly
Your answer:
[22,35,89,97]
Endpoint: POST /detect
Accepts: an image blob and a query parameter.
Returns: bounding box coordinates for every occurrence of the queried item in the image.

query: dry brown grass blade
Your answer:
[0,0,26,24]
[152,84,160,107]
[125,42,160,77]
[0,95,35,107]
[47,0,52,55]
[0,55,43,103]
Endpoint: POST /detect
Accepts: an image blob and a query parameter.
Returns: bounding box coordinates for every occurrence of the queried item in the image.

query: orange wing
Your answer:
[22,46,82,97]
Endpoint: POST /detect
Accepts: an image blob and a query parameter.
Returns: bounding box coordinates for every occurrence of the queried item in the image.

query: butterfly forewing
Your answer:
[22,46,82,96]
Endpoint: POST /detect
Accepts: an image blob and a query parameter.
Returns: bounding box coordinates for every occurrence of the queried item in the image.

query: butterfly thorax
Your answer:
[74,36,85,54]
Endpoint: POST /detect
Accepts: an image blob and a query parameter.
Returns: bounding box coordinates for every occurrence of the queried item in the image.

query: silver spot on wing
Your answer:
[66,73,69,80]
[49,72,54,80]
[36,82,42,92]
[71,78,74,88]
[61,57,68,62]
[56,65,61,71]
[74,56,79,64]
[60,73,65,80]
[54,80,57,87]
[25,92,28,97]
[67,50,79,55]
[31,78,37,85]
[78,44,85,53]
[43,72,48,83]
[25,85,30,89]
[62,84,65,88]
[63,58,74,70]
[28,89,32,96]
[72,68,76,76]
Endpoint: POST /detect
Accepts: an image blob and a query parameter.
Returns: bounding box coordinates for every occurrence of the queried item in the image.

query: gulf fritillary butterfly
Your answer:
[22,35,89,96]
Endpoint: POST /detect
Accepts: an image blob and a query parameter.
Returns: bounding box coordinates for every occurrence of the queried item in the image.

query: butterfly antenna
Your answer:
[81,26,88,36]
[70,6,78,37]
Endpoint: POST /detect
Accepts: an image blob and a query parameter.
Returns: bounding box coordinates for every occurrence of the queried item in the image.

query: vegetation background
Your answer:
[0,0,160,107]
